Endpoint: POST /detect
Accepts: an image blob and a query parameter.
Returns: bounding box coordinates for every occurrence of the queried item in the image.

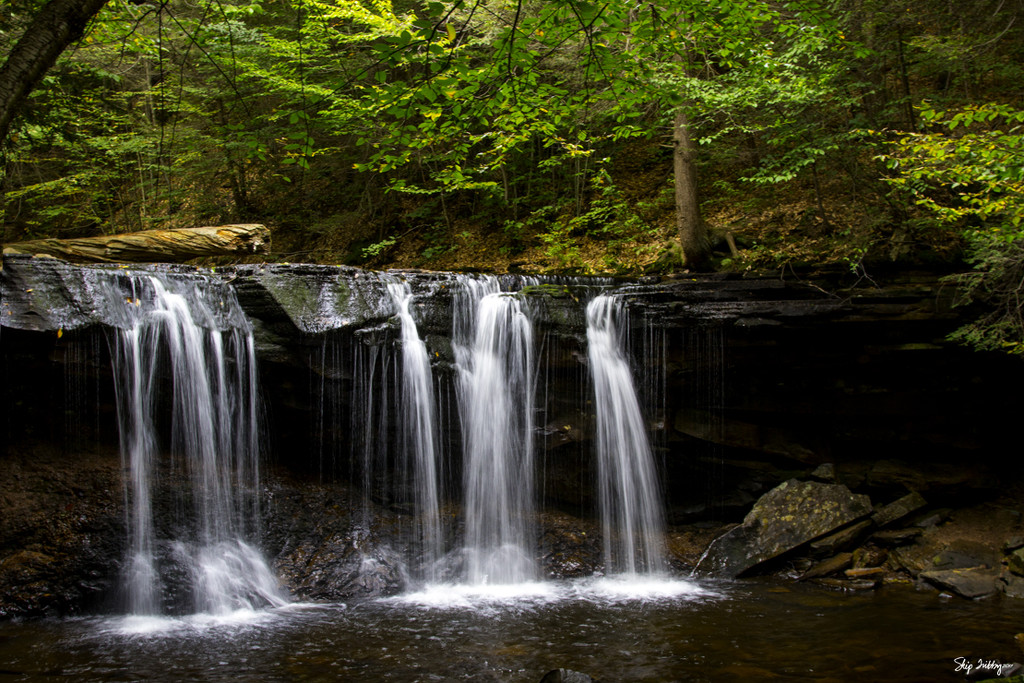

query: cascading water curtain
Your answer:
[455,277,537,585]
[387,280,443,581]
[110,274,285,615]
[113,319,160,615]
[586,294,666,576]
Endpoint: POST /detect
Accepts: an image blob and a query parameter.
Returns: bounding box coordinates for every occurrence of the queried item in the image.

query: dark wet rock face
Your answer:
[262,474,411,600]
[539,512,602,578]
[695,480,873,578]
[0,445,124,618]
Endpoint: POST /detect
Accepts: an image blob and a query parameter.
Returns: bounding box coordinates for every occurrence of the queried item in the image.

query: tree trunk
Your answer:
[3,224,271,263]
[0,0,110,151]
[673,107,711,270]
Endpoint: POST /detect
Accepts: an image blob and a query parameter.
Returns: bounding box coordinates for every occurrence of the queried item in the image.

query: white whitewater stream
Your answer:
[110,274,286,616]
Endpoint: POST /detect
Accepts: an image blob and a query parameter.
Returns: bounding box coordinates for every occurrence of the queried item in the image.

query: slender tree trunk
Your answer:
[215,100,252,217]
[810,161,830,227]
[673,106,711,270]
[0,0,109,151]
[895,26,915,132]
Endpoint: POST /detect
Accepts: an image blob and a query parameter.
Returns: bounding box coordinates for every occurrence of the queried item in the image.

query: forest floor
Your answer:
[260,158,965,281]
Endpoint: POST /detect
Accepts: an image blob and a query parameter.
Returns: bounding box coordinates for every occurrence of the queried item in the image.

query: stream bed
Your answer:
[2,577,1021,682]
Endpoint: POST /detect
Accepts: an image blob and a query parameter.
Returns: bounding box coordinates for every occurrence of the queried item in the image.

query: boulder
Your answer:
[1009,548,1024,577]
[920,567,1000,599]
[809,463,837,483]
[695,479,872,578]
[888,538,1001,578]
[871,491,927,527]
[932,541,1001,571]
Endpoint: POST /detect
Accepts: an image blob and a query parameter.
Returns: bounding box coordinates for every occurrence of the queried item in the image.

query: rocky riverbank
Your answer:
[3,439,1023,620]
[686,472,1024,600]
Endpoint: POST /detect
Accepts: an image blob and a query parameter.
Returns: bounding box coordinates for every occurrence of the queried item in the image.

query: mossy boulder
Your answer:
[695,479,872,578]
[1009,548,1024,577]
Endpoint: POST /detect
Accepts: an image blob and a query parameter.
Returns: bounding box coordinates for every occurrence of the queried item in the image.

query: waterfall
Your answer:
[586,295,665,575]
[114,322,160,615]
[387,280,442,580]
[455,277,537,584]
[110,274,286,615]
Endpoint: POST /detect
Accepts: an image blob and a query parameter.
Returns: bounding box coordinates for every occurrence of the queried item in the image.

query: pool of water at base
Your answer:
[2,577,1022,682]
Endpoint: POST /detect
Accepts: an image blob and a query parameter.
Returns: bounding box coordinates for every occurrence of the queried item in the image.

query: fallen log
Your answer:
[2,224,270,263]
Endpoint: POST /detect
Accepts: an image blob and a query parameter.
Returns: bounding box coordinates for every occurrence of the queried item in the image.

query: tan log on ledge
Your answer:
[2,224,271,263]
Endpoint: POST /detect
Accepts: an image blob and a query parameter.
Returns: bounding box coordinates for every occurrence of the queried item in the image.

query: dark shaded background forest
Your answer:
[2,0,1023,350]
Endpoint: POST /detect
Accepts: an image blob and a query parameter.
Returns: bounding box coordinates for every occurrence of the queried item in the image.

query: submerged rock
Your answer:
[695,479,872,578]
[920,567,1000,599]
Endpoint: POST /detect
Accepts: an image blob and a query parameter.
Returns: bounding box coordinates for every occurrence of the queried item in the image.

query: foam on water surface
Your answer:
[384,576,715,612]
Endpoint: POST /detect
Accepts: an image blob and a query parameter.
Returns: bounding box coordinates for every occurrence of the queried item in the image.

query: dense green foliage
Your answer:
[1,0,1023,348]
[882,103,1024,352]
